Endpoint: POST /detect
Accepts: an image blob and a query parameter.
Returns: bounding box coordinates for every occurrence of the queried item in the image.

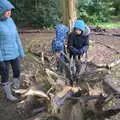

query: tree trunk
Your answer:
[61,0,77,30]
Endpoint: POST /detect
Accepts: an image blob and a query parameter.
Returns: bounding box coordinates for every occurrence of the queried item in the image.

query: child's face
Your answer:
[4,10,12,18]
[74,29,82,35]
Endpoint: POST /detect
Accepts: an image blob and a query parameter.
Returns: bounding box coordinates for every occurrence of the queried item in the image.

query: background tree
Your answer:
[61,0,77,29]
[77,0,115,24]
[10,0,119,27]
[113,0,120,15]
[10,0,61,28]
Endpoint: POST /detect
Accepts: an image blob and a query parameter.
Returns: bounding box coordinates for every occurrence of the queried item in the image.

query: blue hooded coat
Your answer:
[55,24,69,42]
[67,20,90,57]
[52,24,69,53]
[51,24,69,73]
[0,0,25,61]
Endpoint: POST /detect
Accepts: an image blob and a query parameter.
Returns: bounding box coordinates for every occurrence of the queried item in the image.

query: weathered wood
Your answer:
[13,89,28,94]
[104,75,120,94]
[45,68,66,86]
[22,89,50,100]
[59,93,120,120]
[56,86,80,98]
[90,59,120,69]
[46,68,59,78]
[107,59,120,69]
[19,29,53,33]
[31,107,46,115]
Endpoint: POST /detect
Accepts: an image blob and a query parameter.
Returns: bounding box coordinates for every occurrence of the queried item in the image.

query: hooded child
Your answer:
[0,0,25,101]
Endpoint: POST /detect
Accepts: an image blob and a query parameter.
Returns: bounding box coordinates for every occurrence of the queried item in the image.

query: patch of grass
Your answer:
[96,22,120,29]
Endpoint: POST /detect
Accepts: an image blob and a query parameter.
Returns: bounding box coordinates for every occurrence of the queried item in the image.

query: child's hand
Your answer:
[70,47,79,55]
[78,48,84,54]
[56,51,61,58]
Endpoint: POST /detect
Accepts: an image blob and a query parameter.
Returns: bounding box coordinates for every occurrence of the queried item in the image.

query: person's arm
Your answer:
[67,33,73,51]
[10,18,25,58]
[67,33,79,55]
[0,31,3,61]
[16,32,25,58]
[79,35,89,54]
[0,49,3,61]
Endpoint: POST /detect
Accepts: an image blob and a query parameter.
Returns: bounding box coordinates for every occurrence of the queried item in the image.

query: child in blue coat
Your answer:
[52,24,69,73]
[0,0,25,101]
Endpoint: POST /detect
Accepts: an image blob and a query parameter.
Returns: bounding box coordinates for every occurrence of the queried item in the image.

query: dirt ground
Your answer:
[0,28,120,120]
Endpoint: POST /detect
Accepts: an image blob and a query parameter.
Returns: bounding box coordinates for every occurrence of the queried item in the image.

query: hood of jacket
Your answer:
[55,24,69,42]
[74,20,85,31]
[0,0,14,17]
[74,20,90,36]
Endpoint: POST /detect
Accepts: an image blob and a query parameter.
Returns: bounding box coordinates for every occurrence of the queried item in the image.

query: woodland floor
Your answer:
[0,28,120,120]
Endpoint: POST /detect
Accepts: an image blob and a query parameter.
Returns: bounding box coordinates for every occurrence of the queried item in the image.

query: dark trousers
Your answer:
[0,58,20,83]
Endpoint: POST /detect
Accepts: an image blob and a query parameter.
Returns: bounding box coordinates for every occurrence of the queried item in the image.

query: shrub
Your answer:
[10,0,61,28]
[77,0,115,24]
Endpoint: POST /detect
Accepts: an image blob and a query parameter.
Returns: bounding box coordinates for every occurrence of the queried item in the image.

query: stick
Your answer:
[22,89,50,100]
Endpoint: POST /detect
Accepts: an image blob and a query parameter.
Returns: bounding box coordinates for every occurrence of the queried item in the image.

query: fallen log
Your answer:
[18,95,49,118]
[90,26,106,32]
[45,68,71,87]
[103,108,120,118]
[90,59,120,70]
[13,89,28,95]
[104,75,120,94]
[50,86,81,113]
[92,32,120,38]
[19,29,54,34]
[46,68,59,79]
[31,107,46,115]
[22,89,50,100]
[107,59,120,69]
[56,86,81,98]
[46,68,66,86]
[59,93,120,120]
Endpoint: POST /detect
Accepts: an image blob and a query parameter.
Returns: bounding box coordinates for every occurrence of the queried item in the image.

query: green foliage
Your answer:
[9,0,120,26]
[96,22,120,29]
[112,0,120,15]
[10,0,61,27]
[77,0,115,24]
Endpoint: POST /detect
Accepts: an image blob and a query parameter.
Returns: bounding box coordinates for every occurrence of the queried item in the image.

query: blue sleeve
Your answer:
[0,49,3,61]
[10,18,25,58]
[16,32,25,58]
[0,29,3,61]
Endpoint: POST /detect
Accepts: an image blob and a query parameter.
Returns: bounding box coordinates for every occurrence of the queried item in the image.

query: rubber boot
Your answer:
[13,78,20,89]
[2,82,18,101]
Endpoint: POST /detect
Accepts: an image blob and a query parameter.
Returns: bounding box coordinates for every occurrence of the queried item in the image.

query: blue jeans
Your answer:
[0,58,20,83]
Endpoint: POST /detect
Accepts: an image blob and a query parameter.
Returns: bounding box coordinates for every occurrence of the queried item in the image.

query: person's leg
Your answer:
[70,56,75,75]
[76,55,81,74]
[10,58,20,78]
[0,61,17,101]
[59,54,65,73]
[74,56,81,83]
[0,61,9,83]
[10,58,20,89]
